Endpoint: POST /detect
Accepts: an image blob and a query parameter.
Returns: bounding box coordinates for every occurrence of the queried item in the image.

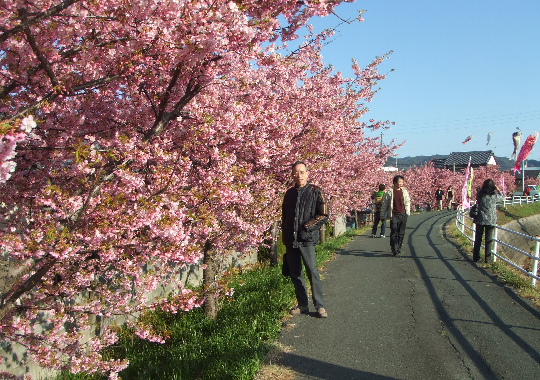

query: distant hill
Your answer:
[386,155,540,172]
[495,156,540,171]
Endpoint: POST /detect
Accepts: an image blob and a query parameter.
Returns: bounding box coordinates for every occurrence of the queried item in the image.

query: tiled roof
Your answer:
[444,150,495,166]
[514,169,540,179]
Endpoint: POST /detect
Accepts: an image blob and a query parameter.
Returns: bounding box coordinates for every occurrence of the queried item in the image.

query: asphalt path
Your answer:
[277,211,540,380]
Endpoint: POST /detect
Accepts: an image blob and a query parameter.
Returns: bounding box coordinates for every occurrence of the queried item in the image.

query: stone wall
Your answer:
[0,249,257,379]
[333,215,347,237]
[496,215,540,272]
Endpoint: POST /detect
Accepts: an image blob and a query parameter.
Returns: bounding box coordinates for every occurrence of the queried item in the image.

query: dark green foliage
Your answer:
[113,266,294,380]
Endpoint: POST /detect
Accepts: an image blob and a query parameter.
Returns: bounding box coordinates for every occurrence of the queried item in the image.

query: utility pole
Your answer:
[522,160,525,193]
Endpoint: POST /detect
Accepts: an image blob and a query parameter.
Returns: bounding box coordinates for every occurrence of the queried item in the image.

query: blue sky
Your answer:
[302,0,540,160]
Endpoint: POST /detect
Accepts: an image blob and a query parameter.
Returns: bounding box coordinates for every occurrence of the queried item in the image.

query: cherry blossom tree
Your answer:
[524,176,539,188]
[399,162,515,209]
[468,165,515,200]
[401,163,463,210]
[0,116,37,182]
[1,0,397,377]
[189,30,397,317]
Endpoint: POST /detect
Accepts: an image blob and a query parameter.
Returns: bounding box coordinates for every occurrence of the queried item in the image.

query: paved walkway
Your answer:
[277,211,540,380]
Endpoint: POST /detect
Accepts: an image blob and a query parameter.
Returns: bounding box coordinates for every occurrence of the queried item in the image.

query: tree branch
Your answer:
[0,257,57,324]
[0,0,81,44]
[143,55,222,142]
[1,46,82,100]
[20,9,59,89]
[9,74,122,121]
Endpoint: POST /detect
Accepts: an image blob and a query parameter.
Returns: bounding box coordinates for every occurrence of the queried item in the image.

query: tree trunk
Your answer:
[270,220,279,266]
[202,240,217,320]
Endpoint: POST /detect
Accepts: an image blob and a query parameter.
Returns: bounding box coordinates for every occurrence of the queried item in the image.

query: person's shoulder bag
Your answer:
[469,204,479,220]
[282,253,289,276]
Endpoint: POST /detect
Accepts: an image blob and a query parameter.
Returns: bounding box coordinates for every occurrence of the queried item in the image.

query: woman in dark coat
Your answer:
[473,179,504,262]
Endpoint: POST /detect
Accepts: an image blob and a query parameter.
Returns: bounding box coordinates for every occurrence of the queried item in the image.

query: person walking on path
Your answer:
[446,185,454,211]
[381,175,411,256]
[435,186,444,211]
[371,184,386,238]
[282,161,329,318]
[472,179,504,263]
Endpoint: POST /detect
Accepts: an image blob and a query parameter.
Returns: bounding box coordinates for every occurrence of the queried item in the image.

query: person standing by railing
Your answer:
[473,179,504,263]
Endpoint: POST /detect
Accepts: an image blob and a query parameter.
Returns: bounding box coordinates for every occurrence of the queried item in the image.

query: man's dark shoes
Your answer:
[392,249,397,256]
[290,305,309,315]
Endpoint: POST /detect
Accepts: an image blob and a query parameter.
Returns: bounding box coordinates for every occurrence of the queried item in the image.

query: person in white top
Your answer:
[381,175,411,256]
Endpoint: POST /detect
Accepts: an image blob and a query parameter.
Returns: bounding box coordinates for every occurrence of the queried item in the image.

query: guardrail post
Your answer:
[472,222,476,243]
[493,226,498,263]
[532,237,539,287]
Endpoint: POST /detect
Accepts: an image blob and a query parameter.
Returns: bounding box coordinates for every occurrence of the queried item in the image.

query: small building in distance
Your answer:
[514,166,540,188]
[381,166,399,172]
[442,150,497,172]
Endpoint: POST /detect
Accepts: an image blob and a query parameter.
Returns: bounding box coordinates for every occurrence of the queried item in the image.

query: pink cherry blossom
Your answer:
[0,1,398,377]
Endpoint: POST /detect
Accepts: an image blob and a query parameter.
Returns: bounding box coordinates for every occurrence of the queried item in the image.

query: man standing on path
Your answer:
[381,175,411,256]
[371,184,386,238]
[435,186,444,211]
[282,161,329,318]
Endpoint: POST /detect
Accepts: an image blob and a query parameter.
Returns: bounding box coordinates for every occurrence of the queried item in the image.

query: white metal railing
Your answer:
[500,195,540,206]
[455,206,540,286]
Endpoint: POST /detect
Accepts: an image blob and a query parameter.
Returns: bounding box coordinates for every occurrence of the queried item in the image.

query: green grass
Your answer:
[112,266,293,380]
[496,201,540,225]
[58,229,361,380]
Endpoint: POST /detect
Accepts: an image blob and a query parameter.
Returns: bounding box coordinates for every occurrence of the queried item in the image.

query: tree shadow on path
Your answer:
[406,213,540,378]
[278,353,401,380]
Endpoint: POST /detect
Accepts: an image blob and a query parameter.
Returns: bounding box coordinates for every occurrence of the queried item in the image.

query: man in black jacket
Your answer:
[282,161,329,318]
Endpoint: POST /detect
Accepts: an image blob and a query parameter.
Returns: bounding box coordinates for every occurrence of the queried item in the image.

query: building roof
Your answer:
[431,158,446,169]
[444,151,496,167]
[514,169,540,179]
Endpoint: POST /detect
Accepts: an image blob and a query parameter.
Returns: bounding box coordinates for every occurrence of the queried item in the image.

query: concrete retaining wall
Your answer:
[333,215,347,237]
[0,249,257,379]
[497,215,540,271]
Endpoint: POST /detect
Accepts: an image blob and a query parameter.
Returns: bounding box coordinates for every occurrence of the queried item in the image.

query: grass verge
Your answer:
[448,202,540,307]
[496,201,540,225]
[59,229,362,380]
